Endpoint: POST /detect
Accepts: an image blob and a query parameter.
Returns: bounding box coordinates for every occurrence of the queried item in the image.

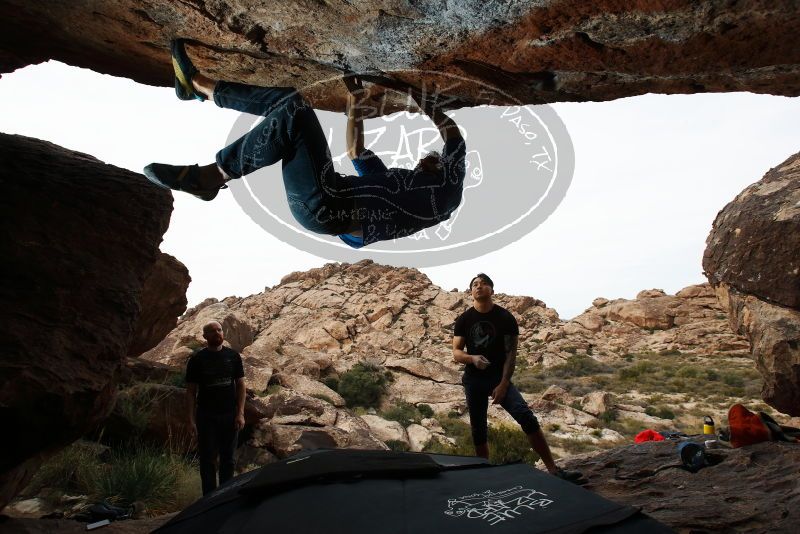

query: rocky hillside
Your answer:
[137,260,782,458]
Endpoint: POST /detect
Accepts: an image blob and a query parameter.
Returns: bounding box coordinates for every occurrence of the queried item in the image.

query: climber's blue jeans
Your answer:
[213,81,354,234]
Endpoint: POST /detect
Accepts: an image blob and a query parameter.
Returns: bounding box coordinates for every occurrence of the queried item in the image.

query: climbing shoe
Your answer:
[143,163,225,201]
[171,39,205,101]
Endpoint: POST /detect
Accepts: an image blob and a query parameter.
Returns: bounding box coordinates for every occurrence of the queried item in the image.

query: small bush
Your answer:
[548,424,561,432]
[447,410,461,419]
[338,363,392,408]
[322,376,339,392]
[24,442,101,497]
[381,401,420,427]
[385,440,410,452]
[488,425,539,465]
[598,409,618,425]
[417,404,434,419]
[645,406,676,420]
[95,445,198,513]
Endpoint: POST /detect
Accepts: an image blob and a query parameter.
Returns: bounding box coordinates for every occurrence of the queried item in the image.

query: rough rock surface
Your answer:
[0,134,173,509]
[705,152,800,416]
[127,253,190,357]
[715,283,800,417]
[564,441,800,533]
[704,152,800,308]
[1,1,799,111]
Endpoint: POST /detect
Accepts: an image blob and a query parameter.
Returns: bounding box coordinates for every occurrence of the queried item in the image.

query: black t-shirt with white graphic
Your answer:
[454,304,519,380]
[185,347,244,413]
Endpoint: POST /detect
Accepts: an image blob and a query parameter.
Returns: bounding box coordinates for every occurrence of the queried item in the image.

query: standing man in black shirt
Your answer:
[453,274,584,484]
[186,321,246,495]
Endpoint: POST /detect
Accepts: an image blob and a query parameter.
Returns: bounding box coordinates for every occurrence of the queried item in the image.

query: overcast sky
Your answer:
[2,61,799,318]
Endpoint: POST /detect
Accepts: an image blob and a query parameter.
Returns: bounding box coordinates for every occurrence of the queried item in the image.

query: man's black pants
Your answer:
[196,410,238,495]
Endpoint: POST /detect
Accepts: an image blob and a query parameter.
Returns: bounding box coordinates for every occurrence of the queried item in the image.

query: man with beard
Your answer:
[186,321,246,494]
[453,273,585,484]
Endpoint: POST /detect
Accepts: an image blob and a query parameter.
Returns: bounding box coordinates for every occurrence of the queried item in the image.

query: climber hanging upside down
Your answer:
[144,40,467,248]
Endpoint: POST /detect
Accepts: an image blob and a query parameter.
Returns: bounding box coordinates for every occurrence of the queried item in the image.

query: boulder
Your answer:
[0,134,172,509]
[704,152,800,308]
[539,385,573,405]
[127,253,190,357]
[564,441,800,533]
[359,415,409,446]
[715,284,800,416]
[275,374,345,407]
[406,424,433,452]
[2,2,799,112]
[705,152,800,415]
[581,391,614,417]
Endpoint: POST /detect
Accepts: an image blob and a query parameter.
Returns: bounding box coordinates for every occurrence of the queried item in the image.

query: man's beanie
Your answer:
[469,273,494,289]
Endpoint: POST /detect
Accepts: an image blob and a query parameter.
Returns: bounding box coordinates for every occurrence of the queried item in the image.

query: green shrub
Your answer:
[95,444,199,513]
[24,442,101,497]
[417,404,434,419]
[381,401,420,427]
[447,410,461,419]
[488,425,539,465]
[551,355,609,378]
[598,409,618,425]
[424,419,539,466]
[338,362,392,408]
[645,406,676,420]
[385,440,410,452]
[322,376,339,392]
[721,372,745,388]
[548,423,561,432]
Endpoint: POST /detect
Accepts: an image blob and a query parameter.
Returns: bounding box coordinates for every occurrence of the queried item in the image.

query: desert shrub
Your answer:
[677,366,700,378]
[548,436,596,454]
[381,401,420,427]
[548,424,561,432]
[598,409,618,425]
[551,355,610,378]
[426,419,539,466]
[338,362,392,408]
[24,442,102,497]
[705,369,720,381]
[25,442,200,516]
[721,372,745,388]
[447,410,461,419]
[385,440,410,452]
[417,404,434,419]
[488,425,539,465]
[164,372,186,388]
[322,376,339,392]
[617,361,656,380]
[95,444,199,513]
[645,406,676,420]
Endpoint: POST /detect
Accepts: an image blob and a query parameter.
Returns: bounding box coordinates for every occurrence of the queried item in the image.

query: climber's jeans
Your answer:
[214,81,354,235]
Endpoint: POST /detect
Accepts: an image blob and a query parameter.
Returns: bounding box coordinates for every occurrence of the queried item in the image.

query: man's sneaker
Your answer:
[554,468,588,485]
[171,39,205,101]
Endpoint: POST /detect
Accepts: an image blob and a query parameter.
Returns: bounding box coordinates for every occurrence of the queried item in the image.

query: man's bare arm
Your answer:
[234,377,246,430]
[453,336,490,369]
[409,87,463,143]
[501,334,518,385]
[345,92,366,159]
[186,382,197,433]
